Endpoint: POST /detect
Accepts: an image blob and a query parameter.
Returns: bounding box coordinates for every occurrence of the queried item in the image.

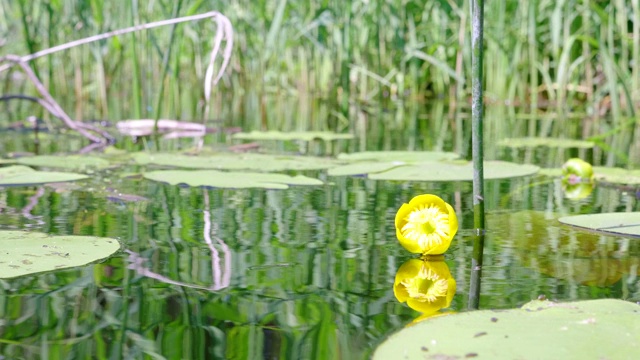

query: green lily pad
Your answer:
[559,212,640,238]
[15,155,111,171]
[538,168,563,177]
[337,151,460,162]
[0,231,121,279]
[132,152,340,172]
[361,161,539,181]
[233,131,354,141]
[0,165,88,186]
[498,137,595,149]
[328,162,405,176]
[143,169,323,189]
[593,167,640,185]
[373,299,640,360]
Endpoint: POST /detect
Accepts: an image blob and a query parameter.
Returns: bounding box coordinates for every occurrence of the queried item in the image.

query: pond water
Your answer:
[0,102,639,359]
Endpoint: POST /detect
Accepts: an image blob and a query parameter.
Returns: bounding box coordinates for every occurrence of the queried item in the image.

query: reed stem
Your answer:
[469,0,485,311]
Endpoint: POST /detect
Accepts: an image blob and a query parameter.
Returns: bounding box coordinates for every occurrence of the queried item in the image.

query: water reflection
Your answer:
[490,210,640,288]
[393,257,456,317]
[126,190,231,291]
[562,181,594,200]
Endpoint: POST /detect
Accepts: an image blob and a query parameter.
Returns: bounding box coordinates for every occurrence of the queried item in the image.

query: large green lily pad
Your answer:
[347,161,539,181]
[132,152,340,172]
[233,131,353,141]
[373,299,640,360]
[0,165,88,186]
[498,137,595,149]
[0,231,121,279]
[143,169,323,189]
[559,212,640,238]
[15,155,111,171]
[337,151,460,162]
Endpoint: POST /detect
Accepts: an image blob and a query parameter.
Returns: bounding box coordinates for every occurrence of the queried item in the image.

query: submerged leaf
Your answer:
[0,231,121,279]
[0,165,88,186]
[143,169,323,189]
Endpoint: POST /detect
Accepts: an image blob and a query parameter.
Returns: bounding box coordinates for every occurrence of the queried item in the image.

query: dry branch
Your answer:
[0,11,233,143]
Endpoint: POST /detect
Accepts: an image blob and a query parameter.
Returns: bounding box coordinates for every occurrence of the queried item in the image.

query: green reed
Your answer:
[2,0,640,163]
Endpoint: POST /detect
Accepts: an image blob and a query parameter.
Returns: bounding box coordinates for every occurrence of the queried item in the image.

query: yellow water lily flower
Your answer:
[562,158,594,184]
[393,258,456,314]
[395,194,458,255]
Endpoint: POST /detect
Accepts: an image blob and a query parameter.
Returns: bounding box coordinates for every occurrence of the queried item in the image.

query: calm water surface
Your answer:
[0,122,638,359]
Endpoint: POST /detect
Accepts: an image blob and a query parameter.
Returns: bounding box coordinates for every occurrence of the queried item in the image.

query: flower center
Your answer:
[401,204,450,249]
[400,267,448,303]
[422,219,437,234]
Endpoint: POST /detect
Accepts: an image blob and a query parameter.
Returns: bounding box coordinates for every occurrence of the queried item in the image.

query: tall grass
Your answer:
[1,0,640,164]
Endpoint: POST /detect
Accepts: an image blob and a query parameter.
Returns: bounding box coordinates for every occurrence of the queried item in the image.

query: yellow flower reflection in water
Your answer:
[563,181,594,200]
[395,194,458,255]
[393,257,456,315]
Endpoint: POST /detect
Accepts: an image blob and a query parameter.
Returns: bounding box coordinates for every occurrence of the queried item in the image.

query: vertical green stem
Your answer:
[469,0,485,311]
[130,0,143,119]
[340,0,352,124]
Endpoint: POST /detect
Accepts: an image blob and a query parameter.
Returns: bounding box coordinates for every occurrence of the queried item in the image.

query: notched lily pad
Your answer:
[14,155,111,171]
[373,299,640,360]
[559,212,640,238]
[354,161,539,181]
[233,130,353,141]
[143,169,323,189]
[0,165,88,186]
[132,152,340,172]
[498,137,595,149]
[0,231,121,279]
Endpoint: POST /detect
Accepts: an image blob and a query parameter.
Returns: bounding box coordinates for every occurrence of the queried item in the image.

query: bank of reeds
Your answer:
[1,0,639,164]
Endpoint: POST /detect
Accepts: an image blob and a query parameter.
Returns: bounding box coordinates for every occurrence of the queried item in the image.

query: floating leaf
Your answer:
[0,165,88,186]
[559,212,640,238]
[373,299,640,360]
[498,137,595,149]
[132,152,340,172]
[593,167,640,185]
[143,169,323,189]
[337,151,459,162]
[364,161,539,181]
[0,231,121,279]
[538,168,563,177]
[15,155,111,171]
[490,211,633,286]
[233,131,353,142]
[328,162,405,176]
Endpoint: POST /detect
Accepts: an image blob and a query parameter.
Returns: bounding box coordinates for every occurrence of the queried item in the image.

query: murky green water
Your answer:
[0,106,639,359]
